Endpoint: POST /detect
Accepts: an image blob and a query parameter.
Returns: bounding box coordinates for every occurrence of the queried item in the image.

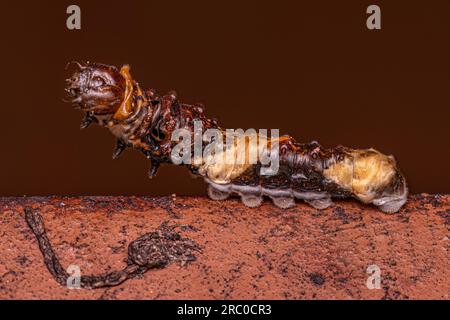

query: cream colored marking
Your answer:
[323,148,397,203]
[199,132,273,184]
[351,149,396,203]
[323,156,354,190]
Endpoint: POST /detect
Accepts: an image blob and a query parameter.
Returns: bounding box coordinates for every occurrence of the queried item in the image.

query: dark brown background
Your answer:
[2,0,449,196]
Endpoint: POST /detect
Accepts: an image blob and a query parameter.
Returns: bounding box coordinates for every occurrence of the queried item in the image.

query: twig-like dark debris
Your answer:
[24,207,201,289]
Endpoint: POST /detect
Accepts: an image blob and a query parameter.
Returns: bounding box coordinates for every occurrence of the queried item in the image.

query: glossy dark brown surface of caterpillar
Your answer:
[65,62,408,213]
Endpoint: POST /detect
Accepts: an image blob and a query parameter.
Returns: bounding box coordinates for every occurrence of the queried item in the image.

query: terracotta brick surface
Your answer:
[0,194,448,299]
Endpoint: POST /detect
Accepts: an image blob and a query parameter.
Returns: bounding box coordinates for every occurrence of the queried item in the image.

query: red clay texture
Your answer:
[0,194,448,299]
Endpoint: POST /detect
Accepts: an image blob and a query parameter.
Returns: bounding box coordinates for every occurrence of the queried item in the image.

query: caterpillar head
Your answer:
[65,62,128,117]
[324,148,408,213]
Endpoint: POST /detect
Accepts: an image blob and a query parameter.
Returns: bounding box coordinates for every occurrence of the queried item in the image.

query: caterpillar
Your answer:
[64,62,408,213]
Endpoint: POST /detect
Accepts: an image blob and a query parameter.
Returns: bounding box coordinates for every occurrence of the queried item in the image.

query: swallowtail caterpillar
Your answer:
[65,62,408,213]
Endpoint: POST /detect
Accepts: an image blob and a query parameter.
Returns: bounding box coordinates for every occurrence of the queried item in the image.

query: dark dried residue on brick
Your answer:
[309,273,325,286]
[24,207,201,289]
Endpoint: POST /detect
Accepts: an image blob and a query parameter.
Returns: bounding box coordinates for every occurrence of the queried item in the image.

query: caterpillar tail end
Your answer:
[353,150,409,214]
[324,148,409,214]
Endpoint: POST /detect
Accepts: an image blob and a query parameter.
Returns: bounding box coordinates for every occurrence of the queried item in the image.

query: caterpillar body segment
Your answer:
[65,62,408,213]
